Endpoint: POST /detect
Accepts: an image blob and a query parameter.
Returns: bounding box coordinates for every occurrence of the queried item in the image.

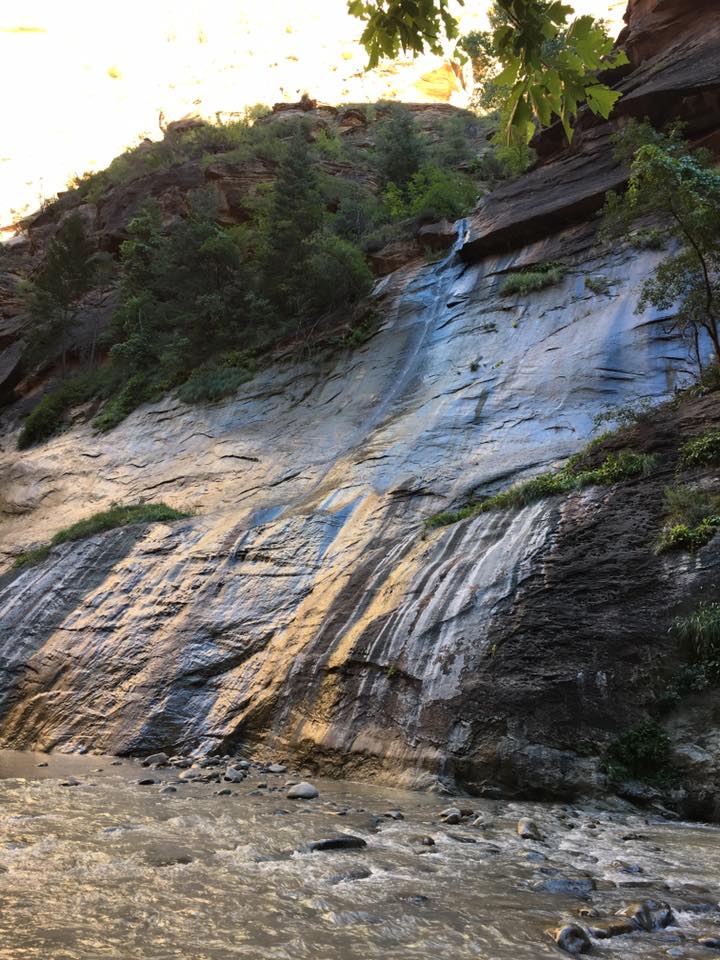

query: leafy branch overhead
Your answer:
[349,0,629,143]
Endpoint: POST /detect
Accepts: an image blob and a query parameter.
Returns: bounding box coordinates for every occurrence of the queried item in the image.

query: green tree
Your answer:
[260,125,324,311]
[407,163,477,220]
[25,212,97,376]
[350,0,628,144]
[374,106,426,188]
[603,127,720,366]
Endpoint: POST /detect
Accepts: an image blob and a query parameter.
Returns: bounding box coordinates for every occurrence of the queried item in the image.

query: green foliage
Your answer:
[17,371,103,449]
[302,234,373,315]
[13,502,190,569]
[603,125,720,367]
[407,163,477,220]
[672,602,720,680]
[260,125,324,310]
[333,184,382,243]
[425,449,656,529]
[177,356,256,405]
[23,213,98,373]
[374,106,425,189]
[657,484,720,552]
[585,274,610,296]
[499,262,565,296]
[352,1,628,144]
[605,719,672,781]
[680,430,720,468]
[350,0,460,68]
[657,517,720,554]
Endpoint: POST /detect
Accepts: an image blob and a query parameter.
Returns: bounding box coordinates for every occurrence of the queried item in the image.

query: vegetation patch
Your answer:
[672,602,720,677]
[499,263,565,297]
[604,719,672,783]
[680,430,720,468]
[657,485,720,553]
[17,371,104,449]
[13,502,190,569]
[425,449,655,529]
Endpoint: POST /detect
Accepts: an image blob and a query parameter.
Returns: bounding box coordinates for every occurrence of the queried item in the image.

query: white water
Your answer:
[1,751,719,960]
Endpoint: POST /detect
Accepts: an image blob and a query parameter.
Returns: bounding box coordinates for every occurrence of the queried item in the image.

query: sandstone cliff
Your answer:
[1,0,720,819]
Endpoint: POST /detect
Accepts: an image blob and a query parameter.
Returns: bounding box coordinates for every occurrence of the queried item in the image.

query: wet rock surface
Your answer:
[1,0,720,812]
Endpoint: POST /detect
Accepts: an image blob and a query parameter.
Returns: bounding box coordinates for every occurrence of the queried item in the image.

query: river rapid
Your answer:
[1,750,719,960]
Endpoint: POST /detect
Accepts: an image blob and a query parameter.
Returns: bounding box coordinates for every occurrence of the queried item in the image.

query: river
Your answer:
[0,750,718,959]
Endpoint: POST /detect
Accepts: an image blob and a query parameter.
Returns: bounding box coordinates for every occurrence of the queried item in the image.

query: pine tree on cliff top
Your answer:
[261,125,323,312]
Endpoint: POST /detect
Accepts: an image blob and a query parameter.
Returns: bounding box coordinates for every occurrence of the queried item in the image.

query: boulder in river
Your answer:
[616,899,674,931]
[586,918,637,939]
[142,752,169,767]
[287,782,319,800]
[517,817,544,841]
[546,923,591,955]
[223,766,245,783]
[439,806,462,824]
[301,835,367,853]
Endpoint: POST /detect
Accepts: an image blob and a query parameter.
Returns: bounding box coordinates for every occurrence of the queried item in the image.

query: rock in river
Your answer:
[547,923,591,955]
[300,835,367,853]
[517,818,544,841]
[287,782,319,800]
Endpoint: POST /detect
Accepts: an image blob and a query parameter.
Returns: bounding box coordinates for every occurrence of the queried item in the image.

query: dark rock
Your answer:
[142,752,169,767]
[300,835,368,853]
[616,899,674,931]
[327,867,372,884]
[546,923,591,955]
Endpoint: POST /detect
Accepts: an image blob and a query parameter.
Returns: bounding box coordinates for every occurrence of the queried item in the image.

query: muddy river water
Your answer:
[0,750,719,959]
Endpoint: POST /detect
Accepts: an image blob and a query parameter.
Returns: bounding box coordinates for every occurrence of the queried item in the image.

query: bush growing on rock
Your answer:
[605,719,672,782]
[17,370,104,449]
[407,163,477,221]
[13,502,190,569]
[499,263,565,297]
[425,449,656,529]
[657,485,720,553]
[680,430,720,468]
[603,122,720,369]
[672,603,720,680]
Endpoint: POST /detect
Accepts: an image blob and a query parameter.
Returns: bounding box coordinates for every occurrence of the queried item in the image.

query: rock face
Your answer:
[1,0,720,813]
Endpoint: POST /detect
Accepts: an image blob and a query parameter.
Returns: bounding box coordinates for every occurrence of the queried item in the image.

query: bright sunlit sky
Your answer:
[0,0,626,228]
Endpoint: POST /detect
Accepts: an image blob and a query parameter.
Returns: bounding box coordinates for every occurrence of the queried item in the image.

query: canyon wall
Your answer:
[1,0,720,813]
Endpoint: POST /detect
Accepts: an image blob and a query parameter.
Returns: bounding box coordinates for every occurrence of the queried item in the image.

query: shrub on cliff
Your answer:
[672,602,720,681]
[425,449,656,529]
[301,234,373,315]
[499,262,565,297]
[605,719,672,782]
[13,502,190,569]
[603,123,720,369]
[407,163,477,221]
[657,484,720,553]
[680,430,720,468]
[374,106,425,189]
[17,371,103,449]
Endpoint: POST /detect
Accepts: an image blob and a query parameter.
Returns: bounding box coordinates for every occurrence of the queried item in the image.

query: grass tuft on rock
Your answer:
[499,262,565,297]
[425,450,656,530]
[13,502,190,569]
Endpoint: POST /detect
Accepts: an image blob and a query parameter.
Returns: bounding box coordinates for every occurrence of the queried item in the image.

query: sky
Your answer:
[0,0,627,229]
